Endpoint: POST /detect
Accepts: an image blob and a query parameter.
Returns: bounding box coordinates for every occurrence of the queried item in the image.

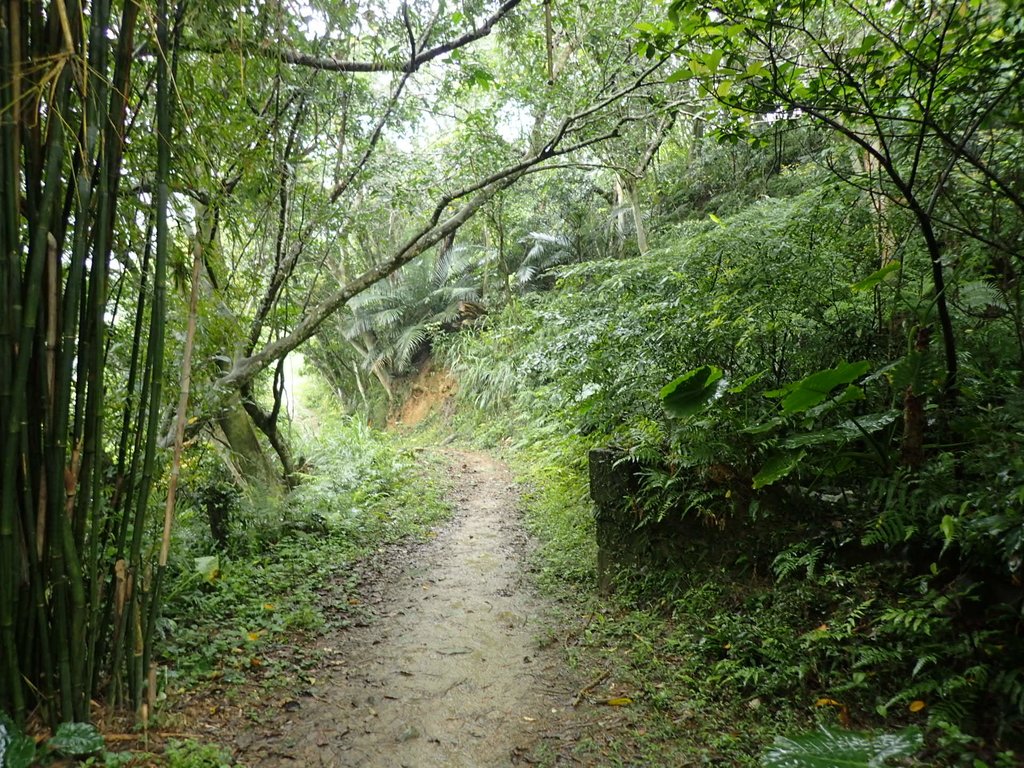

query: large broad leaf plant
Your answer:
[762,726,923,767]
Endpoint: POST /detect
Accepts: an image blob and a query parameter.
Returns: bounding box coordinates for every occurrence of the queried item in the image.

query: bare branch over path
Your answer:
[198,1,524,74]
[215,58,670,394]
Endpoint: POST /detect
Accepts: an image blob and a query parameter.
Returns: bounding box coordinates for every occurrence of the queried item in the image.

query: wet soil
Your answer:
[233,449,592,767]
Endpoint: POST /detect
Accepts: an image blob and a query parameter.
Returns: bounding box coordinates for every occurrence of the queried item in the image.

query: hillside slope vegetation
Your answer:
[438,175,1024,765]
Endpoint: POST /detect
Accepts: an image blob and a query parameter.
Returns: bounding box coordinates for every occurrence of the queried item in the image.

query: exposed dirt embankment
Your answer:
[236,450,585,767]
[387,363,457,429]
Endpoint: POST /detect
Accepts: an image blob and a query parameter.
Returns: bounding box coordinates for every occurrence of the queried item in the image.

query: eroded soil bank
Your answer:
[234,449,587,767]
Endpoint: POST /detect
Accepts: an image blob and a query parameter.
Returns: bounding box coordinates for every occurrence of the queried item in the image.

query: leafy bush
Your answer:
[441,174,1024,760]
[445,183,882,505]
[0,716,107,767]
[159,411,449,689]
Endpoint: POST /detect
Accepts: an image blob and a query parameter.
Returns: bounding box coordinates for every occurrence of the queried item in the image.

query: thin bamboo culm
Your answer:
[0,0,174,725]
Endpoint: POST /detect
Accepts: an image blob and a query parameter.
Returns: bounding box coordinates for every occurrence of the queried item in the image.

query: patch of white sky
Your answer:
[296,4,331,40]
[291,0,404,43]
[701,6,801,126]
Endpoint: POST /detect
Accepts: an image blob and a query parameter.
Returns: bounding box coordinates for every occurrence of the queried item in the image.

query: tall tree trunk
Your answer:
[613,177,629,256]
[621,177,649,255]
[215,395,283,494]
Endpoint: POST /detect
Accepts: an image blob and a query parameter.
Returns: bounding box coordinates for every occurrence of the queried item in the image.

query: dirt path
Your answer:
[236,449,584,767]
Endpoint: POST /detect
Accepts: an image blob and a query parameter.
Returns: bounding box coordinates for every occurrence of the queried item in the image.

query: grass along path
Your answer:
[225,448,597,767]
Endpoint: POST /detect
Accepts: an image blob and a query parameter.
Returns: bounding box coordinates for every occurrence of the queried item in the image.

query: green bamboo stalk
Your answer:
[50,541,74,721]
[18,466,55,725]
[86,0,141,701]
[34,233,58,705]
[60,0,115,719]
[1,51,73,721]
[114,219,155,555]
[45,161,92,726]
[130,0,172,711]
[44,69,98,729]
[61,505,88,719]
[63,176,96,717]
[15,416,40,622]
[13,423,39,718]
[102,219,152,701]
[147,235,203,713]
[78,0,114,549]
[0,0,21,721]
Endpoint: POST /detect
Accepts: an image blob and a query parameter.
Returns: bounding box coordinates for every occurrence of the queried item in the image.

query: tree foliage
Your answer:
[4,0,1024,759]
[0,0,675,725]
[641,0,1024,407]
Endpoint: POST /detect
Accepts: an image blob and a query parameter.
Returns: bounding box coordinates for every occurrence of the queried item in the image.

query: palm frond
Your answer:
[448,285,481,302]
[522,231,570,248]
[393,324,431,372]
[349,285,405,311]
[427,304,462,326]
[515,230,574,287]
[516,264,539,286]
[368,306,406,331]
[432,244,455,289]
[448,243,494,275]
[361,345,388,372]
[343,314,376,340]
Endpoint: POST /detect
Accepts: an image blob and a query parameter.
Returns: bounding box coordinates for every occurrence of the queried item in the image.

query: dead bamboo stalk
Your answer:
[159,239,203,567]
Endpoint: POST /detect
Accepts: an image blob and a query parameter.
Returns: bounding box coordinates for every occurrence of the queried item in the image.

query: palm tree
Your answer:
[514,231,577,288]
[344,242,487,380]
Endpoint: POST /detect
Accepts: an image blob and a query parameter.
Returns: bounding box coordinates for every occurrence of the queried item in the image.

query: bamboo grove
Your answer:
[0,0,173,723]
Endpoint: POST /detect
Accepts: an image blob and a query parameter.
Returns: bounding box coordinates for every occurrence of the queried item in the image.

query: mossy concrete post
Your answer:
[588,448,642,594]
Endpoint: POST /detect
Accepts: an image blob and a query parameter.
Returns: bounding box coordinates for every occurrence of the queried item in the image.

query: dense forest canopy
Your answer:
[1,0,1023,762]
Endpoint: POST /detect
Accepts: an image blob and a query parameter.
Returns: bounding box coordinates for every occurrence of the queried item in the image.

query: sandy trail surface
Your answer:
[236,449,584,767]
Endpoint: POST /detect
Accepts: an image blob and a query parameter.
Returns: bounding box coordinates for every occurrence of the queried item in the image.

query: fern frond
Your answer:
[912,653,937,677]
[862,515,916,547]
[772,543,824,581]
[993,668,1024,714]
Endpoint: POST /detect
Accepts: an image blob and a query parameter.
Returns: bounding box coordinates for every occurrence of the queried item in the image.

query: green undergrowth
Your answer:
[450,399,1019,767]
[511,427,808,765]
[511,430,597,595]
[158,413,450,705]
[433,181,1023,765]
